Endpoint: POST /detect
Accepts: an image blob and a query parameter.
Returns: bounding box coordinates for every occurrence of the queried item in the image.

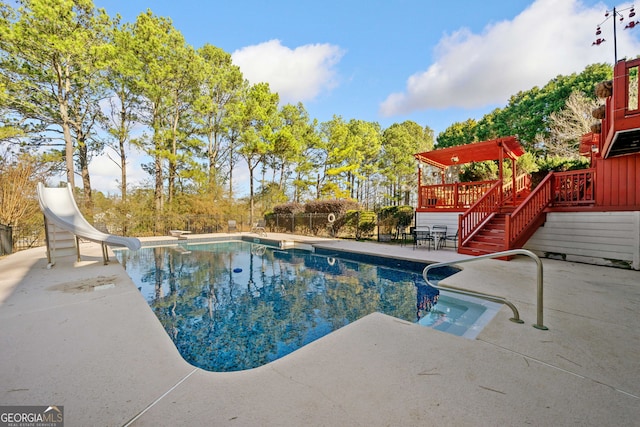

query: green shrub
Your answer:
[342,210,376,240]
[304,199,358,214]
[536,156,590,172]
[272,202,304,215]
[531,156,591,187]
[459,161,498,182]
[377,205,414,234]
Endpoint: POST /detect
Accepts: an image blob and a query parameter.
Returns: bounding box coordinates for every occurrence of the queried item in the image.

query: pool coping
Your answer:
[1,232,639,425]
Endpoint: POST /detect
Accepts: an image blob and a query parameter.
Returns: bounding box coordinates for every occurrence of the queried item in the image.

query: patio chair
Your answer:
[228,220,238,233]
[397,225,410,242]
[251,219,267,237]
[431,225,447,249]
[401,226,414,247]
[413,227,434,250]
[443,229,459,249]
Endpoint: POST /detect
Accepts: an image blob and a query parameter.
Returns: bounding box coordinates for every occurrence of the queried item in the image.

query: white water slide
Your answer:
[37,183,141,266]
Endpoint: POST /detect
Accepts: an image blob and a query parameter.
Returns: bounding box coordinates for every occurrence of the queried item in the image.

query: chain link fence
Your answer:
[4,210,415,255]
[95,214,252,237]
[265,212,401,241]
[1,222,46,255]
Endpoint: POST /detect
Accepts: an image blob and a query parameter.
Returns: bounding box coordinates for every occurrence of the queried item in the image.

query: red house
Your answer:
[414,58,640,270]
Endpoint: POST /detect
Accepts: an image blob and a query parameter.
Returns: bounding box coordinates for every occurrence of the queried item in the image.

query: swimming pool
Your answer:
[115,241,500,372]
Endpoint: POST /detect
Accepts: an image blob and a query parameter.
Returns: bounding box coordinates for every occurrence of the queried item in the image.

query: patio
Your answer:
[1,234,639,426]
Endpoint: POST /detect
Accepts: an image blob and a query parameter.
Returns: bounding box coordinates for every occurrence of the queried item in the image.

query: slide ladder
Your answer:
[37,183,141,266]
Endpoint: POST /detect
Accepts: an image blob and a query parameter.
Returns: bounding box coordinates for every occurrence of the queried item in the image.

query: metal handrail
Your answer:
[422,249,548,330]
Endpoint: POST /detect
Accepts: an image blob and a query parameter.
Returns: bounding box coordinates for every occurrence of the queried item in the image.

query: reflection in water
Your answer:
[116,242,448,372]
[416,282,440,320]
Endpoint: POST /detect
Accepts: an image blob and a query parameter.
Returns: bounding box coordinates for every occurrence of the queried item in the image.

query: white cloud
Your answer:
[379,0,640,116]
[231,39,345,103]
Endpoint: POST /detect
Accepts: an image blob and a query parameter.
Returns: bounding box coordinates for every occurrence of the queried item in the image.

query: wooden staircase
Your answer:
[458,173,553,257]
[456,170,599,257]
[459,212,508,256]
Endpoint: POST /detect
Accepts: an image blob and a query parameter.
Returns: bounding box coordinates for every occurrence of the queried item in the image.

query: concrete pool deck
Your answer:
[1,233,639,426]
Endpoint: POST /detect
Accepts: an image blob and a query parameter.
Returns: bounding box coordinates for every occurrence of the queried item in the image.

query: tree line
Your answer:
[0,0,615,230]
[0,0,434,226]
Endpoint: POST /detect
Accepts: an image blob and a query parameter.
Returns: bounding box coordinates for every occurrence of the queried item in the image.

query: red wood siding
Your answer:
[594,152,640,209]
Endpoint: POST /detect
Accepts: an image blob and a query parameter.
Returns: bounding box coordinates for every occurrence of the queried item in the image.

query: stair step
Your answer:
[466,241,504,250]
[473,238,503,246]
[459,185,549,256]
[476,232,504,239]
[458,246,500,256]
[48,235,76,245]
[477,228,504,234]
[45,223,78,259]
[51,247,77,258]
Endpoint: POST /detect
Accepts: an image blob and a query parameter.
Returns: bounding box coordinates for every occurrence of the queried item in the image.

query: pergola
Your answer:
[414,136,525,185]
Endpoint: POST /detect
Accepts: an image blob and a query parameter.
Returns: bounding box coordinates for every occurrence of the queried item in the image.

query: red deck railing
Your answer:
[506,173,554,248]
[422,169,594,253]
[418,174,531,211]
[418,180,496,210]
[459,180,502,246]
[506,168,595,248]
[552,169,595,206]
[503,173,531,205]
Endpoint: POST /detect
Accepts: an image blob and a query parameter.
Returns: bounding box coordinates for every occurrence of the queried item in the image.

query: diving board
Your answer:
[37,183,141,266]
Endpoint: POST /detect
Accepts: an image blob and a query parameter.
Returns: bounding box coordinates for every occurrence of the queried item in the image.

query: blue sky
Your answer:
[92,0,640,133]
[85,0,640,194]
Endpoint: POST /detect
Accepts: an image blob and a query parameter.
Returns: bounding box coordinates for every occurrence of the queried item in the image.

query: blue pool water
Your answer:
[115,241,500,372]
